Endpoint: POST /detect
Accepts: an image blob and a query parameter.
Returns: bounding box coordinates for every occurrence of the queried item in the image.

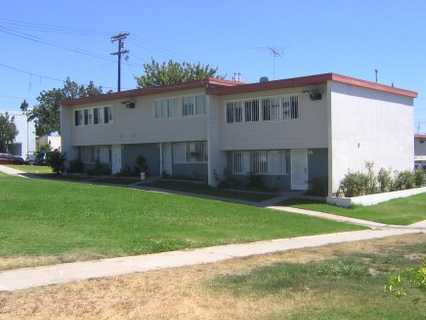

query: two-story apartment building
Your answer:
[415,134,426,169]
[61,73,417,195]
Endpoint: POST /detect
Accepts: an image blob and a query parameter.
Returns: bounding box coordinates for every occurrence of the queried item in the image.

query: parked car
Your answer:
[0,153,25,164]
[28,152,47,165]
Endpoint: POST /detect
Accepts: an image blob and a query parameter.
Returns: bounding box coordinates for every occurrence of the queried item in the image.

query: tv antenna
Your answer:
[257,47,284,80]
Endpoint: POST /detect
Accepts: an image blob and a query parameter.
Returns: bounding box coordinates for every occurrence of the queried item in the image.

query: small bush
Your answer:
[414,169,426,187]
[308,176,328,196]
[86,161,111,176]
[365,162,378,194]
[46,150,66,174]
[338,172,370,197]
[378,168,394,192]
[247,173,265,190]
[68,159,84,173]
[136,156,148,173]
[393,171,416,190]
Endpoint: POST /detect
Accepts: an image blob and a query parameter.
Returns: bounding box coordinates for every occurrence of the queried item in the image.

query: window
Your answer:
[244,99,259,122]
[262,97,281,121]
[195,95,206,115]
[225,94,299,124]
[230,150,287,175]
[282,95,299,120]
[93,108,99,124]
[104,107,112,124]
[250,151,268,174]
[183,96,195,116]
[75,110,82,126]
[83,109,89,125]
[173,141,208,163]
[226,101,243,123]
[186,142,208,162]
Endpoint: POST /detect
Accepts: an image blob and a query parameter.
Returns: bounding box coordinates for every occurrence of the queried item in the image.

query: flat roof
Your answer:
[61,72,418,107]
[415,134,426,140]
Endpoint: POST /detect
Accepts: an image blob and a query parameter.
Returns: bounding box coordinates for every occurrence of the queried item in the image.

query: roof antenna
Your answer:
[374,69,378,83]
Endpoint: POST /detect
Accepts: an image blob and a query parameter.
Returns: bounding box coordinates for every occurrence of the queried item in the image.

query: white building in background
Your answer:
[415,134,426,169]
[37,131,61,151]
[0,110,36,159]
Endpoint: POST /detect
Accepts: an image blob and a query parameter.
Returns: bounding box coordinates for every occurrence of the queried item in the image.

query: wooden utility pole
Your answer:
[111,32,129,92]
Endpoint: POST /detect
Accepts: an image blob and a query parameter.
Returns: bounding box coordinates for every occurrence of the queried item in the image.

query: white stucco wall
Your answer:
[216,86,329,151]
[65,88,208,147]
[3,111,36,158]
[329,81,415,194]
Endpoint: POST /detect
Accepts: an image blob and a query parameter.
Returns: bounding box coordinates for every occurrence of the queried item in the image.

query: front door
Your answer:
[291,149,308,190]
[111,145,122,174]
[162,143,173,176]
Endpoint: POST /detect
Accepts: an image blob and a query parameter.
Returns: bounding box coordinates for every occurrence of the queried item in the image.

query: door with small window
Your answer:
[162,143,173,176]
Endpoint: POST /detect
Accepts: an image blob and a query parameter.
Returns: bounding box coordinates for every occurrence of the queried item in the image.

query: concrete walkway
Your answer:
[0,228,423,292]
[268,205,388,229]
[0,164,25,176]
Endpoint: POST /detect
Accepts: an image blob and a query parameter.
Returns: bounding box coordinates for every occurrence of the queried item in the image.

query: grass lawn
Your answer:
[0,174,361,269]
[284,194,426,225]
[5,164,53,174]
[148,179,276,202]
[1,234,424,319]
[211,234,426,320]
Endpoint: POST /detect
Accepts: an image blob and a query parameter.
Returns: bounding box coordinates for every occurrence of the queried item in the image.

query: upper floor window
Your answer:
[154,95,206,119]
[74,106,112,127]
[226,101,243,123]
[225,94,300,124]
[244,99,259,122]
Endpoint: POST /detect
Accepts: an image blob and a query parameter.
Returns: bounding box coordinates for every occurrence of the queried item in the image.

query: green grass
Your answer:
[6,164,53,174]
[212,242,426,319]
[148,179,276,202]
[0,174,361,258]
[285,194,426,225]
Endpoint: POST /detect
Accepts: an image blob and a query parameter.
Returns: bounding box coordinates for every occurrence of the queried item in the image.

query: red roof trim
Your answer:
[61,77,238,106]
[208,73,418,98]
[415,134,426,140]
[61,73,417,107]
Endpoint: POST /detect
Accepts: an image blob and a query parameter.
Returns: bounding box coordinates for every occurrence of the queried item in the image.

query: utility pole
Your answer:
[111,32,129,92]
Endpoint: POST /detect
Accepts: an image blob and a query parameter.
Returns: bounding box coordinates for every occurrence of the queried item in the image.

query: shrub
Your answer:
[136,156,148,173]
[308,176,328,196]
[247,173,265,190]
[414,169,426,187]
[365,162,378,194]
[46,150,66,174]
[68,159,84,173]
[338,172,370,197]
[378,168,394,192]
[393,171,416,190]
[86,161,111,176]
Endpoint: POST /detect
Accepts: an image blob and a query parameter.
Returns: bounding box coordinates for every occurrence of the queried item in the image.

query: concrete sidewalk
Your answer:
[0,164,25,176]
[268,205,388,229]
[0,228,422,292]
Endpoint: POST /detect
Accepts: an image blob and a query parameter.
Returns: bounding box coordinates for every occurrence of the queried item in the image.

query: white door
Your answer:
[111,145,122,174]
[291,149,308,190]
[162,143,173,176]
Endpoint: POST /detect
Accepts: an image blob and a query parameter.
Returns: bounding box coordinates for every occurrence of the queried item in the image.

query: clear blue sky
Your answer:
[1,1,425,130]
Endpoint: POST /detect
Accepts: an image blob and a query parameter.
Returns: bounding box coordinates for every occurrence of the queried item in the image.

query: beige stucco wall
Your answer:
[214,86,329,151]
[328,81,415,194]
[66,88,208,147]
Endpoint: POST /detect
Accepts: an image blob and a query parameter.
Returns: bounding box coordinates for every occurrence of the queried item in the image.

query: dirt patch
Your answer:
[0,233,425,320]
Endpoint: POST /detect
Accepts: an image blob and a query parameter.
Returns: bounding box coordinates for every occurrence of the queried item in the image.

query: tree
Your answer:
[27,78,104,136]
[46,150,66,174]
[0,113,19,153]
[136,59,222,88]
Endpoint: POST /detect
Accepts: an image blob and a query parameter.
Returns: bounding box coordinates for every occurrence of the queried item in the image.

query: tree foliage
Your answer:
[136,59,222,88]
[27,78,104,136]
[0,112,19,153]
